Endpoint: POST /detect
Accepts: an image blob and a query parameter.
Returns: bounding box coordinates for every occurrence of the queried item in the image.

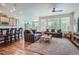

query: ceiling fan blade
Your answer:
[52,7,63,12]
[57,10,63,12]
[52,10,63,12]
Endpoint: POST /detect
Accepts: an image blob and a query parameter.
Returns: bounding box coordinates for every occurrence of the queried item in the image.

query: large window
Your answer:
[47,17,70,32]
[40,19,47,31]
[73,18,77,32]
[28,20,39,30]
[40,17,71,32]
[40,13,74,32]
[48,18,60,30]
[61,17,70,32]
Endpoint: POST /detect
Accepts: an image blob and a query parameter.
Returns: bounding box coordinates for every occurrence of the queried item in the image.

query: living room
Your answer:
[0,3,79,55]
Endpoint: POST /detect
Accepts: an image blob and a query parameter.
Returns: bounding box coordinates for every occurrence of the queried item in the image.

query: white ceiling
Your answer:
[0,3,79,20]
[0,3,55,19]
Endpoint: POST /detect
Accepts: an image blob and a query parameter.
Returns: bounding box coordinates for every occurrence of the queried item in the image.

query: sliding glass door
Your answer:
[61,17,70,32]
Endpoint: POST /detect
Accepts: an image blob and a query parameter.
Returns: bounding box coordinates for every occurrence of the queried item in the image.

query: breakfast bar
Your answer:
[0,26,22,44]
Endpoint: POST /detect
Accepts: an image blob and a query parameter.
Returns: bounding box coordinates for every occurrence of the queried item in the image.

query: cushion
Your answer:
[32,30,36,33]
[57,29,61,33]
[51,29,55,32]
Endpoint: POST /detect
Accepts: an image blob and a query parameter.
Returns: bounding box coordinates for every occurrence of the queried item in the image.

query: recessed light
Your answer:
[10,8,16,13]
[0,10,2,13]
[10,10,13,13]
[13,8,16,11]
[1,3,6,6]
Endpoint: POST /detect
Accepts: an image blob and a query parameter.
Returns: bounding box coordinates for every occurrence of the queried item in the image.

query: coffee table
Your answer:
[40,34,52,43]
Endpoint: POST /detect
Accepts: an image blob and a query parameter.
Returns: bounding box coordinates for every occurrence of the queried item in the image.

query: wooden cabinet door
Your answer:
[0,16,9,24]
[9,18,13,25]
[9,18,17,26]
[13,19,17,25]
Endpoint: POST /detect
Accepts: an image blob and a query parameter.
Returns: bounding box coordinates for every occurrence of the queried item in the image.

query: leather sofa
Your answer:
[45,29,62,38]
[24,30,41,43]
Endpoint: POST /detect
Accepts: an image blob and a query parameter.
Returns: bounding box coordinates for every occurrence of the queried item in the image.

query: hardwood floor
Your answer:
[26,38,79,55]
[0,39,40,55]
[0,38,79,55]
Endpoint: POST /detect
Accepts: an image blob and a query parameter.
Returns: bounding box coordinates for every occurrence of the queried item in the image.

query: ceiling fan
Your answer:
[52,7,63,12]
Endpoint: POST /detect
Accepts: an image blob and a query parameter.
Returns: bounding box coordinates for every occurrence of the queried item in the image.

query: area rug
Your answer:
[26,38,79,55]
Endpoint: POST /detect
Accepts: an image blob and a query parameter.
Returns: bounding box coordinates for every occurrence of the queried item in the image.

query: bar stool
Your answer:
[9,28,16,43]
[15,28,19,40]
[0,29,10,44]
[0,29,4,44]
[18,28,23,39]
[16,28,23,40]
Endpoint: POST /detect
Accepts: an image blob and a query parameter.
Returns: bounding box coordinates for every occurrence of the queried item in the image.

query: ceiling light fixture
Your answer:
[10,8,16,13]
[10,10,13,13]
[13,8,16,11]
